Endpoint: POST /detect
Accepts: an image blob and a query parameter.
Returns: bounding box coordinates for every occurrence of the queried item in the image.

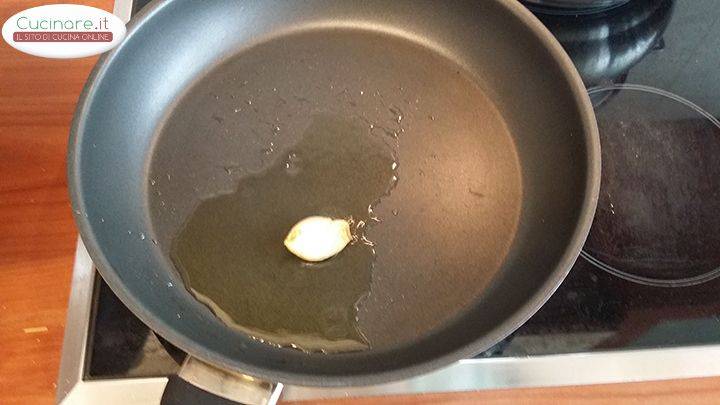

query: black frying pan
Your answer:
[68,0,599,403]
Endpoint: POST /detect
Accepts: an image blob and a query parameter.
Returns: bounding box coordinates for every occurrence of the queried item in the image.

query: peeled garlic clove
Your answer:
[284,216,352,262]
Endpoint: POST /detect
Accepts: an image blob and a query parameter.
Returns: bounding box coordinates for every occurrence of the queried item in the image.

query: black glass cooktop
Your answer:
[86,0,720,378]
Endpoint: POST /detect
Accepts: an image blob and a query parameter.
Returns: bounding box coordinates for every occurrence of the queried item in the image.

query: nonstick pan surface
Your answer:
[68,0,599,386]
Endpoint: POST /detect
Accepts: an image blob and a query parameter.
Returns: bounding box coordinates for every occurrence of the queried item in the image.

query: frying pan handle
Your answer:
[160,357,284,405]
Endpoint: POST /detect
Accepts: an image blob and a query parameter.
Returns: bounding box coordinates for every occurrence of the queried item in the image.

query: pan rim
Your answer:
[67,0,600,387]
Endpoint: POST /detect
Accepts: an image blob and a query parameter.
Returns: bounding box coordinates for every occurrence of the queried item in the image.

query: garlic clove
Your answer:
[284,216,352,262]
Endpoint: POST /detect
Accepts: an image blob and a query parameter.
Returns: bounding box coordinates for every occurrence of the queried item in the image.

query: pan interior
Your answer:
[149,28,523,352]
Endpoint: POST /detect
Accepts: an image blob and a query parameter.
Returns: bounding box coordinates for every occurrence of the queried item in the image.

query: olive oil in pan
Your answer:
[170,114,396,352]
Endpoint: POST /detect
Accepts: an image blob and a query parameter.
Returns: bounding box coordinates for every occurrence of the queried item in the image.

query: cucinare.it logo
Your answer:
[2,4,126,58]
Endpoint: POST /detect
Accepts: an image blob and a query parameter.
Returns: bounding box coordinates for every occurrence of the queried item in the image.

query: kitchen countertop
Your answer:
[1,1,719,404]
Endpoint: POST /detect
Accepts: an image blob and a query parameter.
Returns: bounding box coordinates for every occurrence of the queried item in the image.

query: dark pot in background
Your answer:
[523,0,631,15]
[527,0,674,89]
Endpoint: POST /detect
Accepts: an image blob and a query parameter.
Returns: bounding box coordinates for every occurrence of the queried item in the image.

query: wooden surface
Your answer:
[0,1,719,404]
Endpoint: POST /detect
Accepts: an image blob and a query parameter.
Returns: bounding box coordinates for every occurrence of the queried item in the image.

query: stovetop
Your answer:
[58,0,720,403]
[85,257,720,380]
